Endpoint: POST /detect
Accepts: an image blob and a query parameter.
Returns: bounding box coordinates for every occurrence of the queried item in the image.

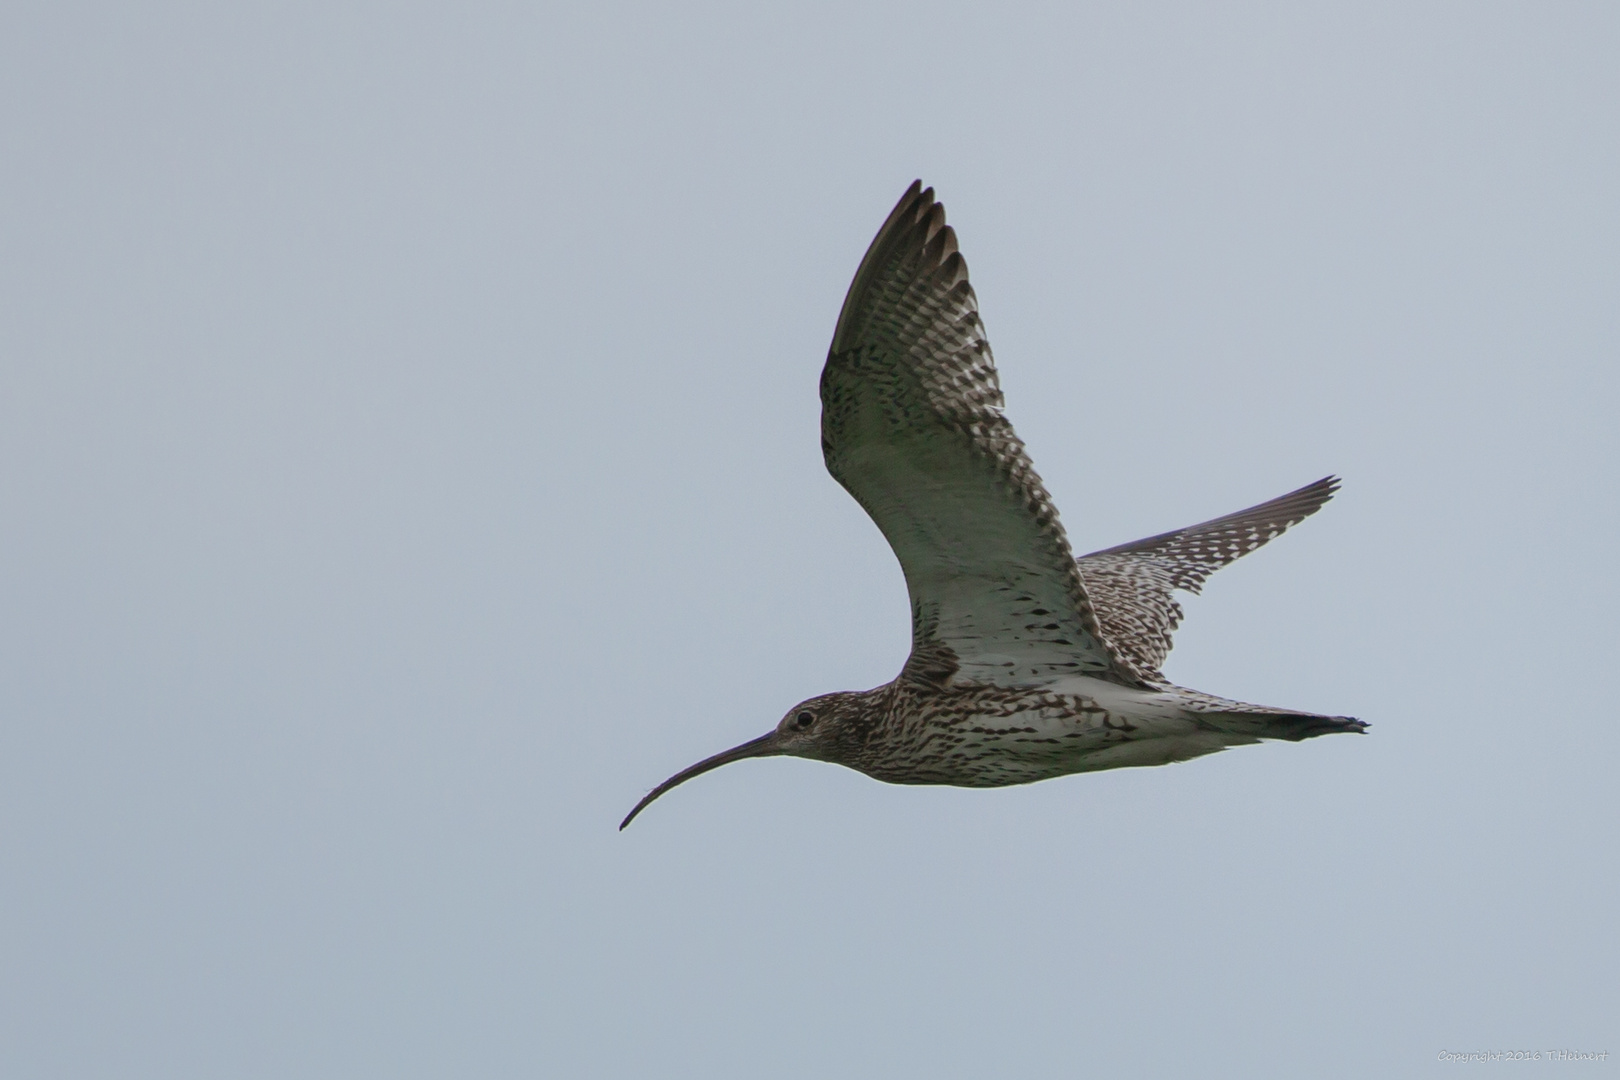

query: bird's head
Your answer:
[619,690,876,829]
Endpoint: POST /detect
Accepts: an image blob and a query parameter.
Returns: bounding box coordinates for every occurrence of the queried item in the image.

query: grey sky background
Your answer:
[2,3,1616,1077]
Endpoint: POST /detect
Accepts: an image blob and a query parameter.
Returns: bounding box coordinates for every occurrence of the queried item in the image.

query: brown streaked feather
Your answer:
[821,182,1146,688]
[1077,476,1340,678]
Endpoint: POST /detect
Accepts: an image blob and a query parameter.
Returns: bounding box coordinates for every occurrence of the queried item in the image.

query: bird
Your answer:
[620,181,1363,830]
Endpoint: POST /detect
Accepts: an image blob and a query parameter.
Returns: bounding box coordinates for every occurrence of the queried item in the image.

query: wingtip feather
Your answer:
[830,180,942,352]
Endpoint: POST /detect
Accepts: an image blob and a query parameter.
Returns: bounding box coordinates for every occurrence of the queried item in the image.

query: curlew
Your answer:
[621,181,1363,830]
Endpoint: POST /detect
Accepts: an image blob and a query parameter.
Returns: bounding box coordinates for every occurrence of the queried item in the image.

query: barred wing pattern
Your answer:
[821,183,1143,688]
[1077,476,1340,679]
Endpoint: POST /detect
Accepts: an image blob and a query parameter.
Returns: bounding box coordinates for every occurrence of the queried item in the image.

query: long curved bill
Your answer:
[619,731,782,830]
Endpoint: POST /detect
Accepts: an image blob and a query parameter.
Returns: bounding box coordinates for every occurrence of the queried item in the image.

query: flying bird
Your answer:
[621,181,1362,829]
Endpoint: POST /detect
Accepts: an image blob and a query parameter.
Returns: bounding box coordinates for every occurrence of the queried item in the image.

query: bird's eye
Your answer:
[793,710,815,730]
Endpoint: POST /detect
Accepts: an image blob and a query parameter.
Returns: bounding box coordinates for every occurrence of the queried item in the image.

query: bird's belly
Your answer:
[861,680,1233,788]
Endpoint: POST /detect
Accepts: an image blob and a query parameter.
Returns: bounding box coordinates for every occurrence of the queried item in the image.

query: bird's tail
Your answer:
[1197,709,1367,742]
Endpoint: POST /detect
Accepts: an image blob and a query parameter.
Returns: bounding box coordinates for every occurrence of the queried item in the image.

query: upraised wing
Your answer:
[821,182,1144,689]
[1077,476,1339,679]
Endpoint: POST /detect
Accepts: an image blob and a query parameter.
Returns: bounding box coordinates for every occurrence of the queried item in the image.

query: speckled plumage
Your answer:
[621,182,1363,830]
[1078,476,1341,679]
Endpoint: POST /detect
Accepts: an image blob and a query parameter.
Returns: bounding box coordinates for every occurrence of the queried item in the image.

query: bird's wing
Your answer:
[821,182,1143,689]
[1076,477,1339,678]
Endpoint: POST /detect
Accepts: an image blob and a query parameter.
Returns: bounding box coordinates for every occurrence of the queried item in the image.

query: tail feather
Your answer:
[1198,710,1367,742]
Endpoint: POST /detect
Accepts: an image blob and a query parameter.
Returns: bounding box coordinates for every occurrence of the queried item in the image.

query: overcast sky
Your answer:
[1,3,1615,1077]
